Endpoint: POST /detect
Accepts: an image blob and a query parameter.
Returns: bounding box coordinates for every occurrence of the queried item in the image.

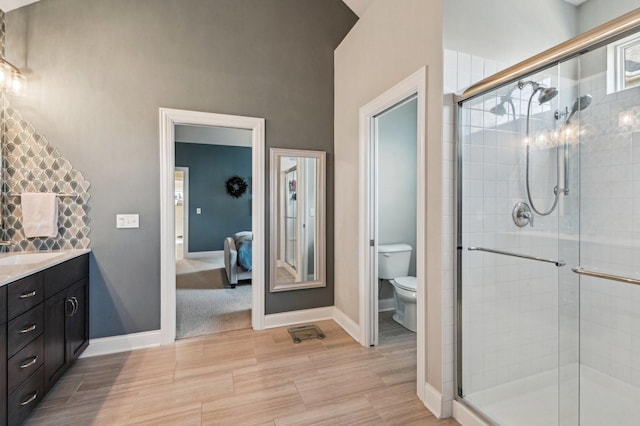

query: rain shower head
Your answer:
[538,87,558,104]
[565,94,592,124]
[489,95,516,119]
[490,96,509,116]
[489,103,507,116]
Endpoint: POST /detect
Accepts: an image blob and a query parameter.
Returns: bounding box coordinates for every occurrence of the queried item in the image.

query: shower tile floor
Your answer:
[464,365,640,425]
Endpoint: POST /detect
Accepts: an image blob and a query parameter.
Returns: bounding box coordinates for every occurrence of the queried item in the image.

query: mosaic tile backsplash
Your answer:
[0,101,91,251]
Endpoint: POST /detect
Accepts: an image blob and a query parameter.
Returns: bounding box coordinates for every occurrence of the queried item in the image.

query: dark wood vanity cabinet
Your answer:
[44,277,89,391]
[0,253,89,426]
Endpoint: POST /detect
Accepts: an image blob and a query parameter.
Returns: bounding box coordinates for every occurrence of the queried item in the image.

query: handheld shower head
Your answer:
[565,94,592,124]
[518,80,558,104]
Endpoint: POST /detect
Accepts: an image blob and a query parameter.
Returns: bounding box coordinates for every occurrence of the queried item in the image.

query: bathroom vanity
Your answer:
[0,250,90,426]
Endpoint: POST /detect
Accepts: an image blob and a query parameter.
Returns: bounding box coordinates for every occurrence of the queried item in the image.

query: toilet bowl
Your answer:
[377,244,417,333]
[390,276,417,332]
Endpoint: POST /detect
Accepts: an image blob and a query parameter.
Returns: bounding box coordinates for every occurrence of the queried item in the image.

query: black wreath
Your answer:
[225,176,248,198]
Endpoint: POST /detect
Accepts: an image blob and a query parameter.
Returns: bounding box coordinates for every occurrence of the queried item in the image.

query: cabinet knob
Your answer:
[66,297,79,316]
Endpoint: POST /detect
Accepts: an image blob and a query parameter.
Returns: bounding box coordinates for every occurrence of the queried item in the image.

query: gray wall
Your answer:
[577,0,639,33]
[378,98,417,278]
[5,0,357,337]
[175,143,251,253]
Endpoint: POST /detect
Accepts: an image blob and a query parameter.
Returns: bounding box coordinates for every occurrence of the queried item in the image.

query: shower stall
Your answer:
[456,9,640,426]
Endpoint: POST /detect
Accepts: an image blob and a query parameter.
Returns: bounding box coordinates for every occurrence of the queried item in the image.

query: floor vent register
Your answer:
[288,324,325,343]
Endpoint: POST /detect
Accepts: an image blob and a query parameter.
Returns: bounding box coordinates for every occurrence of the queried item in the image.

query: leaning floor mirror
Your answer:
[269,148,326,292]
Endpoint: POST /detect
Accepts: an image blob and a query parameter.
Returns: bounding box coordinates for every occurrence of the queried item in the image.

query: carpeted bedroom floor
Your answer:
[176,251,251,339]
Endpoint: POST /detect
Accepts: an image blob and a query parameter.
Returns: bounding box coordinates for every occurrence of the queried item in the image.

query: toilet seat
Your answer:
[392,276,416,292]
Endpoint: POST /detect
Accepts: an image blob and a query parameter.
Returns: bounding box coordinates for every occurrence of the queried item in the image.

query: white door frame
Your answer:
[174,167,189,258]
[358,68,426,389]
[160,108,266,343]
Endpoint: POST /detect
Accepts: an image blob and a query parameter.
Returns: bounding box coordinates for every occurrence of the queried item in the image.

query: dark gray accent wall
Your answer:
[175,143,251,252]
[5,0,357,337]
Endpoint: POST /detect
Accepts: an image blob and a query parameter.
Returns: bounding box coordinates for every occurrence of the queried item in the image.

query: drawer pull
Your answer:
[20,355,38,369]
[19,290,37,299]
[19,324,37,334]
[19,391,38,406]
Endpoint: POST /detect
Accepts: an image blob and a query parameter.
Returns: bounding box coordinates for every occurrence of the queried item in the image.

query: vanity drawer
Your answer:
[7,365,44,426]
[8,334,44,394]
[7,273,44,320]
[8,304,44,358]
[44,254,89,298]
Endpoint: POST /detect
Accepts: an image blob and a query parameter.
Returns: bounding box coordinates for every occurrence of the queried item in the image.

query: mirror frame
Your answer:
[269,148,326,292]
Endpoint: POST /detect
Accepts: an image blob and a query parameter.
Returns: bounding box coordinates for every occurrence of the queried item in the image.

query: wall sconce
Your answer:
[0,57,26,95]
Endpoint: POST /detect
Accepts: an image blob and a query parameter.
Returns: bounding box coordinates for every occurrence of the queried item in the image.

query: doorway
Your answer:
[372,96,418,346]
[358,68,427,398]
[173,126,254,339]
[159,109,266,344]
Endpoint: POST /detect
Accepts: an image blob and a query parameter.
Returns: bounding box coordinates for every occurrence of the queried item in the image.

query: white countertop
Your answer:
[0,249,91,286]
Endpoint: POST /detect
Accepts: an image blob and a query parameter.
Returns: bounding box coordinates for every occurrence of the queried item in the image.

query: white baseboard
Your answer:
[378,298,394,312]
[263,306,334,329]
[80,329,167,358]
[452,400,490,426]
[423,382,448,419]
[185,250,222,259]
[80,305,372,359]
[332,307,361,344]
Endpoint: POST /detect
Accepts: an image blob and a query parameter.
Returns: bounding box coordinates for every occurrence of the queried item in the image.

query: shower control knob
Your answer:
[512,202,534,228]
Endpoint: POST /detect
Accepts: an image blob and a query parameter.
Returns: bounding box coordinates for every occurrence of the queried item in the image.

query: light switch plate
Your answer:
[117,214,139,229]
[196,208,201,214]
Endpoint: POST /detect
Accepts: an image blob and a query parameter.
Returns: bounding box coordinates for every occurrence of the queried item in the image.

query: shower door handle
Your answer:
[468,247,565,267]
[572,267,640,286]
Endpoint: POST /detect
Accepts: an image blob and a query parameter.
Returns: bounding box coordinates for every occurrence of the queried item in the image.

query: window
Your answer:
[607,32,640,94]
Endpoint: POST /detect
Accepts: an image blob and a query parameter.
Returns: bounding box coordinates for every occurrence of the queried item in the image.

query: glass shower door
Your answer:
[572,41,640,426]
[458,24,640,426]
[458,63,576,425]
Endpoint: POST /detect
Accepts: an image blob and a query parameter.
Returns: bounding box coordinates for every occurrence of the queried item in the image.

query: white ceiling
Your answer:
[341,0,372,17]
[0,0,592,16]
[563,0,589,5]
[342,1,590,18]
[0,0,38,12]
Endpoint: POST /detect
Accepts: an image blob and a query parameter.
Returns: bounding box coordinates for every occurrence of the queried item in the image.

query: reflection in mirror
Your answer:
[270,148,325,292]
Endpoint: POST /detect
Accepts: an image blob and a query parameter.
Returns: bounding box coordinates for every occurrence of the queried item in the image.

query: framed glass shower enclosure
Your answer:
[456,8,640,426]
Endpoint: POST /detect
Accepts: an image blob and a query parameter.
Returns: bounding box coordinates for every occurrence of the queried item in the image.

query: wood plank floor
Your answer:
[25,317,460,425]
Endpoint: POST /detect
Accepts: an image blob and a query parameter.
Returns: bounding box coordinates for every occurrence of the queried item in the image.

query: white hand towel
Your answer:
[22,193,58,238]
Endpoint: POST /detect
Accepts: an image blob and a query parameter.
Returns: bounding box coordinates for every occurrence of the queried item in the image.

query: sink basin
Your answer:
[0,252,64,266]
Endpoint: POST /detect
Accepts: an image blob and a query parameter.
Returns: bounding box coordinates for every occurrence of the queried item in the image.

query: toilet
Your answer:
[378,243,417,332]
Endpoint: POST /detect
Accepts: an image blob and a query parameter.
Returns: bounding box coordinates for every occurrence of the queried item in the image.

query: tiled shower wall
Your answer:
[0,12,91,251]
[444,49,575,397]
[578,59,640,388]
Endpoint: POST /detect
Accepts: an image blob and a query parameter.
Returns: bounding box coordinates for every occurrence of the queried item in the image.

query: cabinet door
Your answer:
[66,279,88,362]
[43,290,69,391]
[0,325,7,425]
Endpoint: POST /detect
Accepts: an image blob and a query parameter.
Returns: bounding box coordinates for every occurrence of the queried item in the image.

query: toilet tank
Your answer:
[378,244,412,279]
